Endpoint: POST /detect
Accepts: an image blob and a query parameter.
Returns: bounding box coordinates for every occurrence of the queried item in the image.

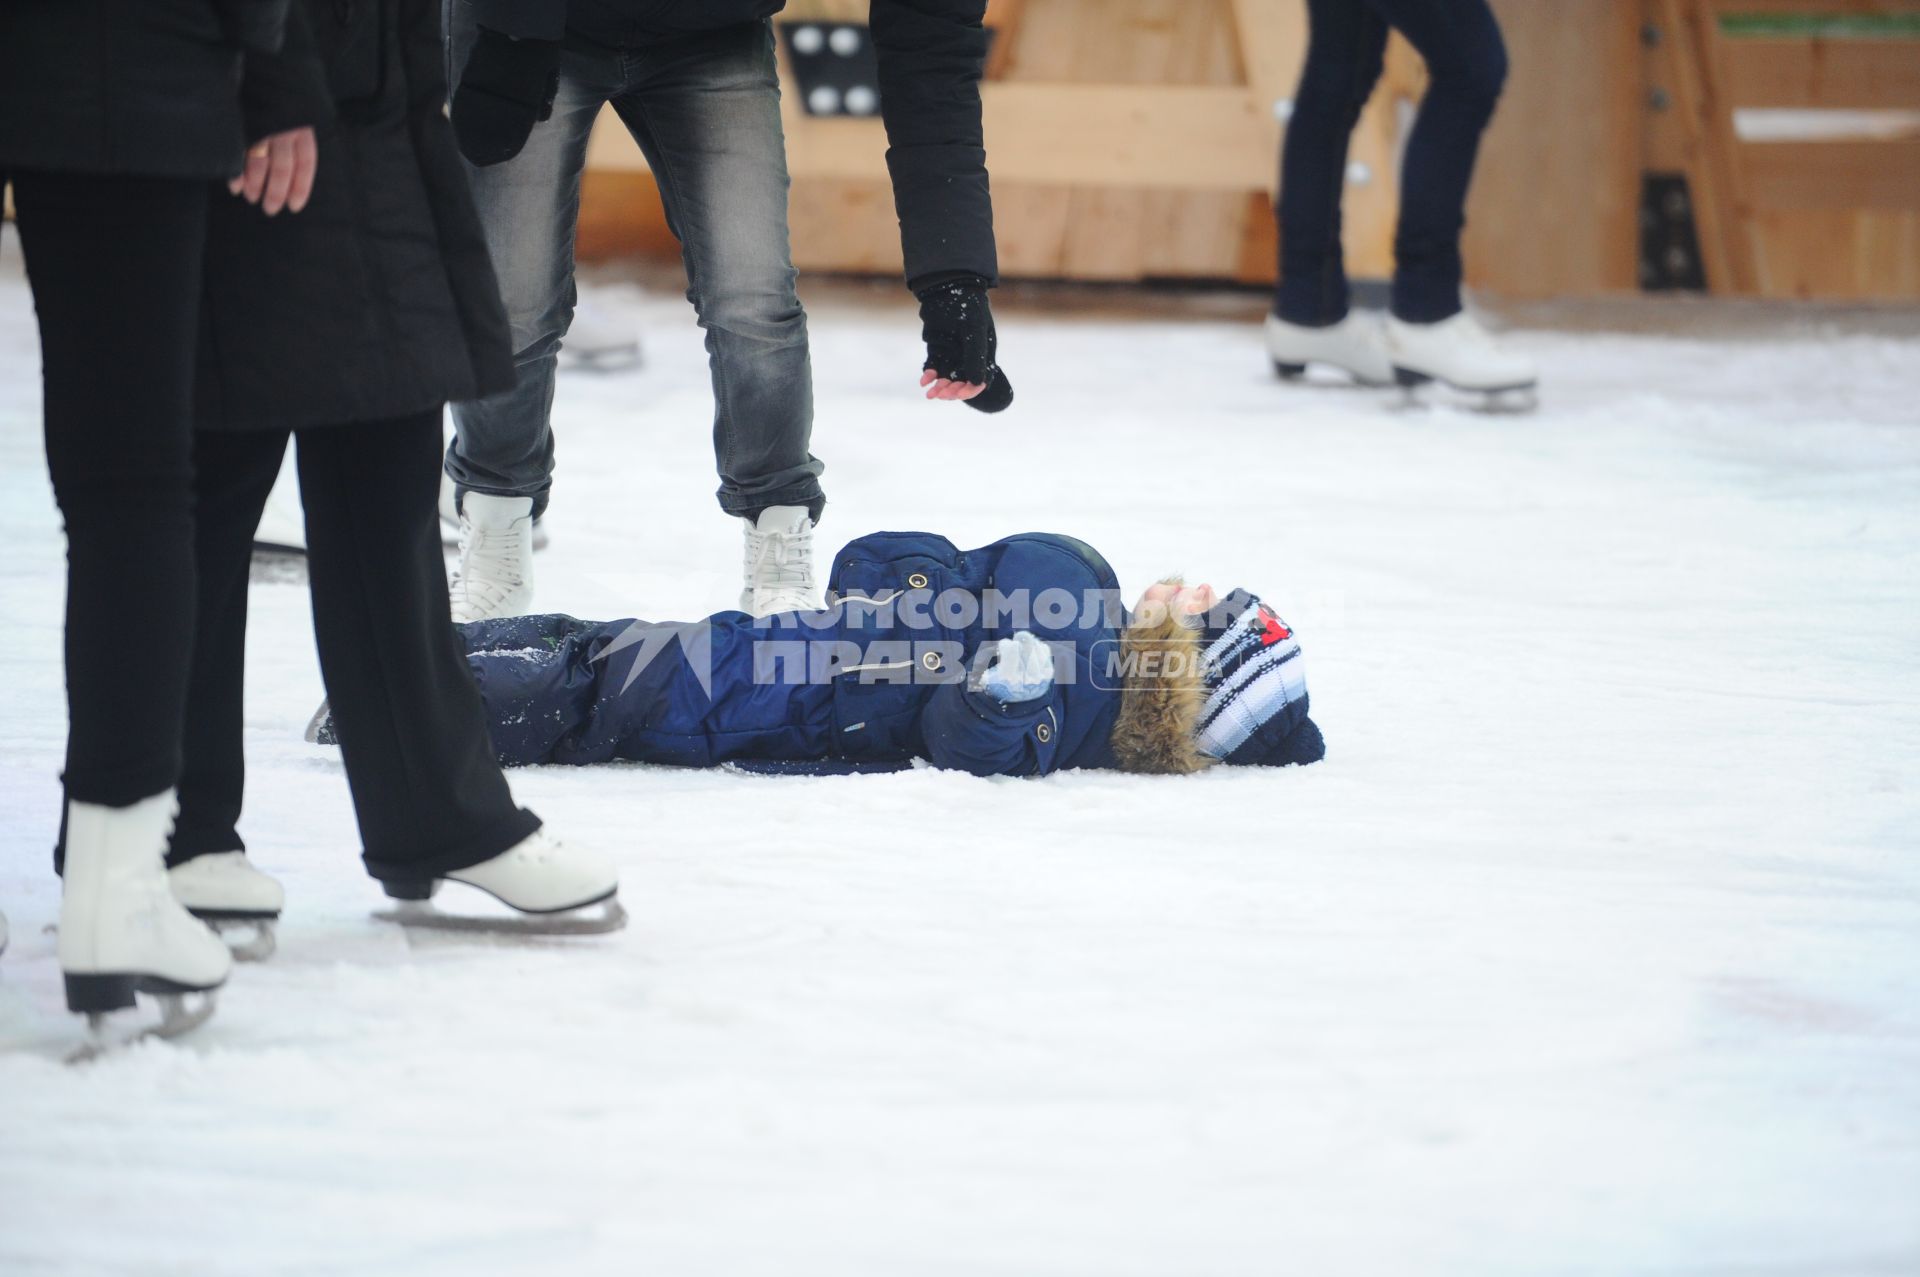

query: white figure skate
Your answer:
[449,492,536,623]
[741,505,819,615]
[61,791,232,1061]
[169,851,285,962]
[440,470,548,552]
[1387,311,1538,412]
[373,829,625,936]
[1264,311,1395,387]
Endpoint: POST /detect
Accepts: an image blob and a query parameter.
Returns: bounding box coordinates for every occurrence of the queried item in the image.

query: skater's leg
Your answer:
[1274,0,1390,328]
[11,168,232,1019]
[1368,0,1508,323]
[613,22,824,523]
[11,170,208,815]
[442,1,616,519]
[295,411,543,885]
[172,429,291,866]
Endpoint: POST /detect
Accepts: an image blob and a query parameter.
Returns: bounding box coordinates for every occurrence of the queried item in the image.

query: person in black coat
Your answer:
[177,0,623,927]
[1,0,302,1027]
[4,0,622,1043]
[437,0,1013,628]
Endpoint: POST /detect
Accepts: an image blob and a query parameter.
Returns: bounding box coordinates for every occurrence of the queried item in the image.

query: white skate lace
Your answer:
[452,517,528,616]
[745,523,815,597]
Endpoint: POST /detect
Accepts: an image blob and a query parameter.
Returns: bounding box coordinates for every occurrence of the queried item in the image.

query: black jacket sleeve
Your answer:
[237,2,333,141]
[214,0,294,53]
[870,0,999,289]
[472,0,567,41]
[398,0,520,398]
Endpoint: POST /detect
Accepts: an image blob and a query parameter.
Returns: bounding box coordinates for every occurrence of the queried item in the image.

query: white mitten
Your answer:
[978,631,1056,703]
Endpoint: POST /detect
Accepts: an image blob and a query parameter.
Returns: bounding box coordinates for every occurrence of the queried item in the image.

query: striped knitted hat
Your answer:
[1194,590,1325,767]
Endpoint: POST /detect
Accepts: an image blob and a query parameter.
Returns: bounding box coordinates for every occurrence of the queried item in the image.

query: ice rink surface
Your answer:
[1,240,1917,1275]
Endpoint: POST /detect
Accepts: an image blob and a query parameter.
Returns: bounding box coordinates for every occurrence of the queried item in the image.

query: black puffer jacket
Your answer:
[0,0,289,178]
[196,0,516,431]
[474,0,996,288]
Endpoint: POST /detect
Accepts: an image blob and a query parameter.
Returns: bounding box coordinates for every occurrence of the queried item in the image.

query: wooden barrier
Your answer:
[584,0,1416,284]
[1649,0,1920,298]
[577,0,1918,300]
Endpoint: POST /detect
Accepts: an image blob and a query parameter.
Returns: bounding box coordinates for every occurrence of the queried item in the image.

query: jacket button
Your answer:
[907,572,929,589]
[1035,722,1052,743]
[920,650,942,672]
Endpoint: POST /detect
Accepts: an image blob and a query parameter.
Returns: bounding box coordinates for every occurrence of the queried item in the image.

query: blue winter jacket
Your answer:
[463,531,1139,777]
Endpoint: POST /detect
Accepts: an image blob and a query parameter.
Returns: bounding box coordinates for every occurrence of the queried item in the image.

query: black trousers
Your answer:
[175,414,543,884]
[1275,0,1509,326]
[9,168,209,806]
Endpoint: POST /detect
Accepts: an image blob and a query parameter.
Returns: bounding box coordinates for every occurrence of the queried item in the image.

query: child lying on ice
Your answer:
[312,532,1326,777]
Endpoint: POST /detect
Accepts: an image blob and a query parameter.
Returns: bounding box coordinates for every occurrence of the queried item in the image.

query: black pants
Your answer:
[9,168,209,806]
[1275,0,1509,327]
[13,169,536,881]
[176,414,543,884]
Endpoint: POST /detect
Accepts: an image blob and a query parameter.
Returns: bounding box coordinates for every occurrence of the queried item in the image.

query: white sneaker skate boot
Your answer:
[441,471,548,552]
[1265,311,1394,386]
[1387,311,1538,405]
[741,505,819,615]
[169,852,285,962]
[450,492,536,623]
[60,791,232,1051]
[375,828,625,935]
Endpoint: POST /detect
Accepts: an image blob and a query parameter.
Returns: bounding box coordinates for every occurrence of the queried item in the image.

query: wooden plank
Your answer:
[1644,0,1694,172]
[775,84,1279,189]
[574,169,678,262]
[1741,139,1920,206]
[579,0,1426,285]
[983,0,1027,78]
[1659,0,1762,291]
[1746,206,1920,296]
[1705,0,1920,21]
[1718,36,1920,109]
[1054,0,1188,281]
[586,107,647,172]
[985,0,1085,276]
[787,179,904,274]
[988,183,1078,277]
[1227,0,1305,105]
[1073,0,1244,280]
[1462,0,1644,297]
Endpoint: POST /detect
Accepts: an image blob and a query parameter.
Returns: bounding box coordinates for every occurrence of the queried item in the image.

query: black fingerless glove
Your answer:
[451,27,560,167]
[917,277,1015,414]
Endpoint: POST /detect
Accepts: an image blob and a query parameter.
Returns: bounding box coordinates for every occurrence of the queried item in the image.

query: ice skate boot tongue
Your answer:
[450,493,536,624]
[741,505,819,616]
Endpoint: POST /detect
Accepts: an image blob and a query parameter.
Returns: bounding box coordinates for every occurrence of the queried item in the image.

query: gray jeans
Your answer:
[445,6,824,521]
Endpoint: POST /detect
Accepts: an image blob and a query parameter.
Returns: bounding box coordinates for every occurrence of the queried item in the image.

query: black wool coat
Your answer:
[196,0,516,431]
[0,0,290,179]
[473,0,997,289]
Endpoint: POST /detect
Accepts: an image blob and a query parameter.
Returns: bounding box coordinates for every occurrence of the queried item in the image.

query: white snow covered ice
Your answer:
[1,236,1917,1275]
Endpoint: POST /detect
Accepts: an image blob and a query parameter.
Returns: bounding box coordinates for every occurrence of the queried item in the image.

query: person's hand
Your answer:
[976,632,1055,704]
[917,278,1015,413]
[452,27,561,166]
[227,126,317,216]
